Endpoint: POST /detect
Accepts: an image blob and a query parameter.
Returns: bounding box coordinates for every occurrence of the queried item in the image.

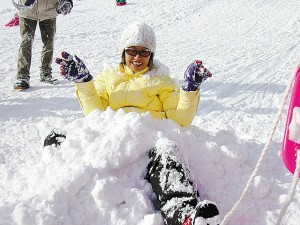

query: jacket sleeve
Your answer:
[75,73,109,116]
[158,78,200,127]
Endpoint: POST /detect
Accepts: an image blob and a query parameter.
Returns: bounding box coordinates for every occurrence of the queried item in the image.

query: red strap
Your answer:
[182,217,192,225]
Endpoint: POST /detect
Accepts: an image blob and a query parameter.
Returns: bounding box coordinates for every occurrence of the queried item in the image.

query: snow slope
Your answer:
[1,0,300,224]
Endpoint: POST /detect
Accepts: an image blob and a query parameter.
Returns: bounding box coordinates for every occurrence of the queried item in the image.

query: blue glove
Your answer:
[55,52,93,83]
[56,0,73,15]
[181,60,212,92]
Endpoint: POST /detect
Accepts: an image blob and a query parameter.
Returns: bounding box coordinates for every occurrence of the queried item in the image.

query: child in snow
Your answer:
[51,22,220,225]
[116,0,127,6]
[13,0,73,90]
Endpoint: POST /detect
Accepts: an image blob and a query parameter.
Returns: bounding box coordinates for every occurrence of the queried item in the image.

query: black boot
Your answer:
[44,130,66,147]
[14,78,30,90]
[182,200,220,225]
[146,142,198,225]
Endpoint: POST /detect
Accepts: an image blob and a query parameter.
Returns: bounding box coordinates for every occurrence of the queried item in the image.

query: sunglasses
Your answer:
[124,48,152,57]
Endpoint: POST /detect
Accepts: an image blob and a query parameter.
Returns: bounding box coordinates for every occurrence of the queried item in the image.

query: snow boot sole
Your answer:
[13,79,30,90]
[40,77,59,85]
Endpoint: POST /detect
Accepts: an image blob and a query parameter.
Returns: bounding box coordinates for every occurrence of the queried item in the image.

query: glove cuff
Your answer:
[181,80,199,92]
[74,74,93,83]
[83,74,93,82]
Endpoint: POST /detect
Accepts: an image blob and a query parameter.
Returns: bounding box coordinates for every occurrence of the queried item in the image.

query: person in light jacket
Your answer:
[14,0,73,90]
[52,22,220,225]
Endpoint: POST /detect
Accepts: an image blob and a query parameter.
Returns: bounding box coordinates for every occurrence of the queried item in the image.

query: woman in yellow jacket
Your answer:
[54,22,220,225]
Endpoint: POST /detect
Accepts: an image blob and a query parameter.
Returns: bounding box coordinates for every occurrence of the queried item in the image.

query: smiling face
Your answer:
[124,46,151,73]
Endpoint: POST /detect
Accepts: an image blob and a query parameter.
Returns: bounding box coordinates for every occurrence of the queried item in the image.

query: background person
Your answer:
[14,0,73,90]
[116,0,127,6]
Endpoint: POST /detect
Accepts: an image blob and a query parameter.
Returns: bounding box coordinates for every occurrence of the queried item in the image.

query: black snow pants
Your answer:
[44,131,198,225]
[146,141,198,225]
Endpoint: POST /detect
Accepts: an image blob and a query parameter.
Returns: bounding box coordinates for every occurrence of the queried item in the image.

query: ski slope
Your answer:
[1,0,300,224]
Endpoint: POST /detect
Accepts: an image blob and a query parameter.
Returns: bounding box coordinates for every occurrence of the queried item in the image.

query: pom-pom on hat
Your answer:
[120,22,156,57]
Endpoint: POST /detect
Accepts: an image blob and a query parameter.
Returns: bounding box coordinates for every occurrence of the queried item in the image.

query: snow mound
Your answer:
[1,108,270,224]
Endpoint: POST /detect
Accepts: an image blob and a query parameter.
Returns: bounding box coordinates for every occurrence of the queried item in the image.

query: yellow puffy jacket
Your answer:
[75,60,200,127]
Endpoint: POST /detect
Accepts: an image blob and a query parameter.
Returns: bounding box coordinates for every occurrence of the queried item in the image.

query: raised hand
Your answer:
[55,52,93,83]
[56,0,73,15]
[182,60,212,92]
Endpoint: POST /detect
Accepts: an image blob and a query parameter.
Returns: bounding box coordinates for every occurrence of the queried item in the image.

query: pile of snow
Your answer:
[3,109,270,225]
[1,0,300,224]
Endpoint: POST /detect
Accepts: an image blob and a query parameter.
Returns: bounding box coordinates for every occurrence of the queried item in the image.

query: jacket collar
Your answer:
[119,65,149,77]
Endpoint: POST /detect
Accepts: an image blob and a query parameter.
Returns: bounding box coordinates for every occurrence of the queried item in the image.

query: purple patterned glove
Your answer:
[56,0,73,15]
[55,52,93,83]
[182,60,212,92]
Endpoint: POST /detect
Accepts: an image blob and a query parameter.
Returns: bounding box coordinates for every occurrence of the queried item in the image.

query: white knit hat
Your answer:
[119,22,156,57]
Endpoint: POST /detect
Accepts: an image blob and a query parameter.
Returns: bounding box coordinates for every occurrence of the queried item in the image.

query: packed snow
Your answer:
[1,0,300,225]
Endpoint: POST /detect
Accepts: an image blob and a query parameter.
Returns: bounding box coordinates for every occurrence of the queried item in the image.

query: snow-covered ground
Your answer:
[0,0,14,10]
[1,0,300,224]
